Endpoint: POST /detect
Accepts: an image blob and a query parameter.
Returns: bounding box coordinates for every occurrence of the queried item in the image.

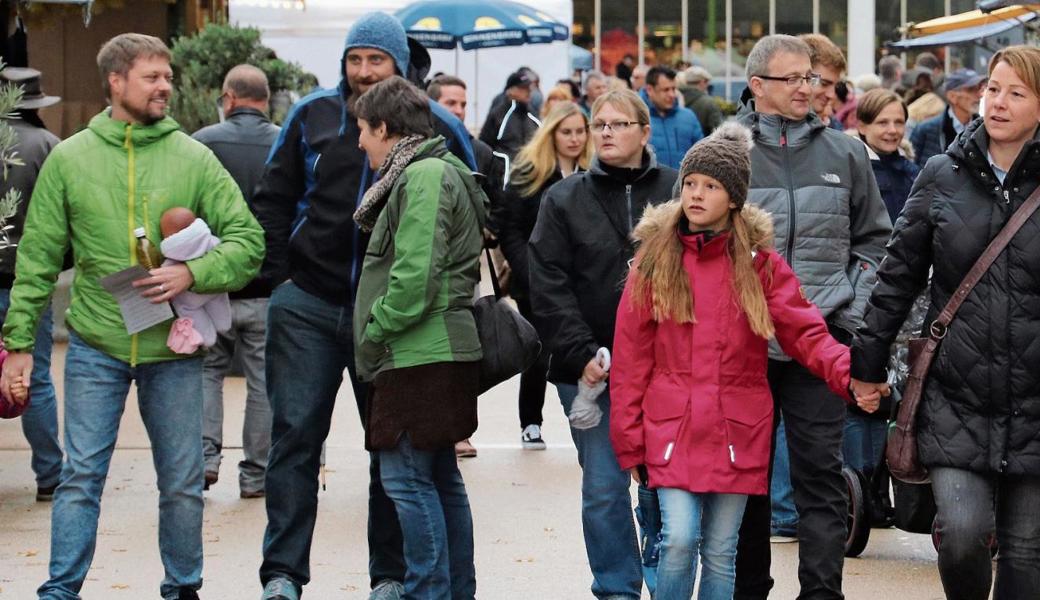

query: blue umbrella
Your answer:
[396,0,568,51]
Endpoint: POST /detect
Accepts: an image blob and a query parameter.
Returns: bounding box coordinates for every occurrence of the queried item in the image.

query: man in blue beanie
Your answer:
[252,11,476,600]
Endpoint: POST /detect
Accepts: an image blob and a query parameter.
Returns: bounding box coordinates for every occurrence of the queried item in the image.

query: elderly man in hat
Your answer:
[0,67,64,502]
[680,65,724,136]
[911,68,986,167]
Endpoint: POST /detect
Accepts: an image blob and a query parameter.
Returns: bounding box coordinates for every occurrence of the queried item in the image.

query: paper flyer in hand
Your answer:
[99,266,174,335]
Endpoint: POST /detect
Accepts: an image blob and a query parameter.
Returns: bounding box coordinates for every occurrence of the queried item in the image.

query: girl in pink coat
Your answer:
[610,123,876,600]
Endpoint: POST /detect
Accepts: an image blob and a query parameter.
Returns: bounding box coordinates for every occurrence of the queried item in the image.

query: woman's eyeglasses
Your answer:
[590,120,640,133]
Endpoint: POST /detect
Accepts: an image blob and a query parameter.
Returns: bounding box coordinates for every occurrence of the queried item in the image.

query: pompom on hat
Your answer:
[344,12,411,78]
[678,121,754,208]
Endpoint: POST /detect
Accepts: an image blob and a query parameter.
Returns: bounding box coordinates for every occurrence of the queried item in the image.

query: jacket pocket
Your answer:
[720,393,773,471]
[642,377,688,466]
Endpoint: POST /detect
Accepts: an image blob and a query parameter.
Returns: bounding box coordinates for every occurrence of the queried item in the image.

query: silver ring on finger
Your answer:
[159,283,165,293]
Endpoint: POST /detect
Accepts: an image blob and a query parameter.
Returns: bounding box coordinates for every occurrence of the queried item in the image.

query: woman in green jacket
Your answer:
[353,76,486,599]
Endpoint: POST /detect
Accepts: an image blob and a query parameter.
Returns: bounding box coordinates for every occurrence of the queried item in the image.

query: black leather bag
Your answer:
[474,246,541,393]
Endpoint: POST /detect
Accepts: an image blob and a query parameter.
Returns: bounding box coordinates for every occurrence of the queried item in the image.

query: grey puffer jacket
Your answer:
[853,119,1040,476]
[735,109,892,352]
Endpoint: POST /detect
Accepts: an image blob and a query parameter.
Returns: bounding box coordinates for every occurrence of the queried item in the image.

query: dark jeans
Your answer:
[735,359,848,600]
[260,281,405,590]
[514,296,548,429]
[931,467,1040,600]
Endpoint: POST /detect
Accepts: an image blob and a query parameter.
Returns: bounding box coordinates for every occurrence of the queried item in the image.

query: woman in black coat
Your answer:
[851,46,1040,599]
[499,102,592,449]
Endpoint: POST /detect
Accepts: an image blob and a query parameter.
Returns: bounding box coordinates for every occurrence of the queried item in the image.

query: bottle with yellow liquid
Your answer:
[134,227,161,270]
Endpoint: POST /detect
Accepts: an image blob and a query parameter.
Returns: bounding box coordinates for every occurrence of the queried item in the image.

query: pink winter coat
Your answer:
[610,202,851,495]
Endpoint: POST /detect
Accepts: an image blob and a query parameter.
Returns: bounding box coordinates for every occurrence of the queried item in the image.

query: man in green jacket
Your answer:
[0,34,265,600]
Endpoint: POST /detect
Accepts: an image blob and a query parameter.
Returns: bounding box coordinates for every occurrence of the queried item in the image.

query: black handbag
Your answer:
[892,477,937,534]
[473,245,541,393]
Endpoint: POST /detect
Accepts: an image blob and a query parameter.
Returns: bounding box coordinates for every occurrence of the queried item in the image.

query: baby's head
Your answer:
[160,207,197,239]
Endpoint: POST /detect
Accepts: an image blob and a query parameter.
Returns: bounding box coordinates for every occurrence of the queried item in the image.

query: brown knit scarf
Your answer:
[353,134,427,232]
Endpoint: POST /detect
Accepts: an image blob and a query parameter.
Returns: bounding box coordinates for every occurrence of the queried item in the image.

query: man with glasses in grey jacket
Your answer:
[732,34,892,600]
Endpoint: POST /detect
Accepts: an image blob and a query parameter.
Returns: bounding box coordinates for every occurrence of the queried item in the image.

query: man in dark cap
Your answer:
[0,66,64,504]
[911,68,985,167]
[479,68,542,167]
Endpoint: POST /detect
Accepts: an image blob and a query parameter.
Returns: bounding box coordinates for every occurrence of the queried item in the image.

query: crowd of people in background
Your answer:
[1,7,1039,600]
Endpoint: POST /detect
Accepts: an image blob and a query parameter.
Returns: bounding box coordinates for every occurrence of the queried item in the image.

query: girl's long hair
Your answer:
[510,103,593,197]
[631,203,775,339]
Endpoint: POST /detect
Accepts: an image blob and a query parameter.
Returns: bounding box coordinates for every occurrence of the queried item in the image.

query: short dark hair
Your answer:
[427,74,466,101]
[354,76,434,138]
[646,66,676,88]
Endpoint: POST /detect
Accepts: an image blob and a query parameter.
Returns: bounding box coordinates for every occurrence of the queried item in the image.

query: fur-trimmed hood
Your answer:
[632,199,775,252]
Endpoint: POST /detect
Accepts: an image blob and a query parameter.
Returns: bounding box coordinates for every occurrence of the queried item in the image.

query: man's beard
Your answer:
[116,97,167,125]
[346,77,378,116]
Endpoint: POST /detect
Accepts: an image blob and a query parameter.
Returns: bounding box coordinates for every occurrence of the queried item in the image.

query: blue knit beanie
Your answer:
[344,12,411,77]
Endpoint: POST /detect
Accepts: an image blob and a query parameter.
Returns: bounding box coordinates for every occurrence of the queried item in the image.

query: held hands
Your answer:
[849,378,891,413]
[0,351,33,405]
[132,264,195,304]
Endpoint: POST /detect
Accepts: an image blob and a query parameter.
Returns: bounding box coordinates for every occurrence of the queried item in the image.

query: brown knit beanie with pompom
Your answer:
[677,121,754,208]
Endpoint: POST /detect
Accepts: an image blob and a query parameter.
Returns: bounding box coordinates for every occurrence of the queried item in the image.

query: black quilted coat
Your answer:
[852,118,1040,476]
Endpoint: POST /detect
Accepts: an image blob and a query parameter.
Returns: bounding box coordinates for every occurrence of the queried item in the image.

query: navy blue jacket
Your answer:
[640,88,703,170]
[252,80,475,306]
[870,150,920,224]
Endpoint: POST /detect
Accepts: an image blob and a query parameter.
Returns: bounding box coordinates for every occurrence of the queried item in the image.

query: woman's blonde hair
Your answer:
[511,103,593,197]
[989,45,1040,99]
[630,202,775,339]
[591,89,651,126]
[540,83,574,119]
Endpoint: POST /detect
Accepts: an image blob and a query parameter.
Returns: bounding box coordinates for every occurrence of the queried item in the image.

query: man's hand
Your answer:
[850,378,890,413]
[132,264,195,304]
[581,357,608,386]
[1,352,33,405]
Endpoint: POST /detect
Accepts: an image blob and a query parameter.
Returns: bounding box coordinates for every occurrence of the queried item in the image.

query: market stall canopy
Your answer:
[908,4,1039,36]
[887,10,1036,49]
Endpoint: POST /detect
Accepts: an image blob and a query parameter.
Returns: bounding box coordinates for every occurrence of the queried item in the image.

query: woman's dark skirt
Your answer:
[365,360,480,451]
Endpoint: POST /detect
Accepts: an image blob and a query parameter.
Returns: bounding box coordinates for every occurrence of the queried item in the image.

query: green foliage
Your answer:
[169,23,314,133]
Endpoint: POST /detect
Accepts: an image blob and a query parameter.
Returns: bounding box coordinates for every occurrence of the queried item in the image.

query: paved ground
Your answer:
[0,343,948,599]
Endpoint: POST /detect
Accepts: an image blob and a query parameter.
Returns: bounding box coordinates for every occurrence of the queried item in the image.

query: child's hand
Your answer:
[9,376,28,405]
[850,378,889,413]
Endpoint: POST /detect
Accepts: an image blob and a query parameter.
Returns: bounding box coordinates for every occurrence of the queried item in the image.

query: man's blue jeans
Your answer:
[769,418,797,537]
[657,489,748,600]
[378,434,475,599]
[38,331,204,600]
[0,289,62,488]
[260,281,404,590]
[556,383,642,600]
[931,467,1040,600]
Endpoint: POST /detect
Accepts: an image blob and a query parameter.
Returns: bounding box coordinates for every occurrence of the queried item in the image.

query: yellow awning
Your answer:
[910,4,1040,36]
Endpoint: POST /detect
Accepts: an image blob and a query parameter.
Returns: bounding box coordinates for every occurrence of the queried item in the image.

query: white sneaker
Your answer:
[521,424,546,450]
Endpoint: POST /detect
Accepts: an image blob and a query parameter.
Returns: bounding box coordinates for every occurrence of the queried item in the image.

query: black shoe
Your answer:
[178,588,200,600]
[203,470,218,491]
[36,484,57,502]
